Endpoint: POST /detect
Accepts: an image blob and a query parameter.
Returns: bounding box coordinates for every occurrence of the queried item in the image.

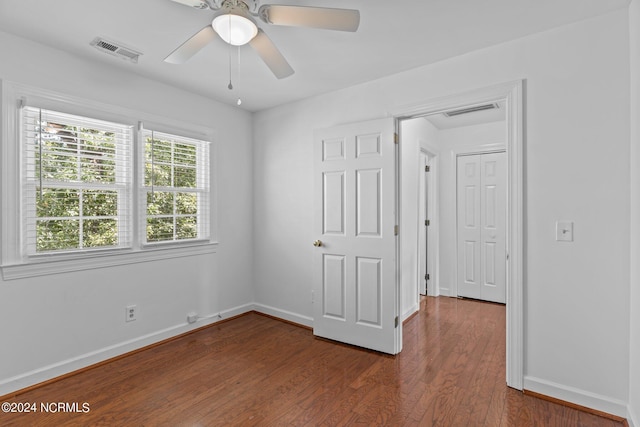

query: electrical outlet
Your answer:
[187,313,198,324]
[125,305,137,322]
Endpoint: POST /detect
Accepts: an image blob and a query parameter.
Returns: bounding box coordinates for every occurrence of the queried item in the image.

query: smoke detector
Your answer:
[90,37,142,63]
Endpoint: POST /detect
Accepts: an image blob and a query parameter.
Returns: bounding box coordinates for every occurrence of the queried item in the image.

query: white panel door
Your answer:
[457,155,482,299]
[457,152,506,303]
[313,118,399,354]
[480,152,507,303]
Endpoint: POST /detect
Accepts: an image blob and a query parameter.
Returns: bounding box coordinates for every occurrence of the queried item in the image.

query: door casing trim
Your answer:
[391,80,524,390]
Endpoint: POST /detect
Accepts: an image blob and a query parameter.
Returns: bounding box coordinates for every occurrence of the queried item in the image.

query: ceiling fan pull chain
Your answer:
[237,46,242,106]
[227,13,233,90]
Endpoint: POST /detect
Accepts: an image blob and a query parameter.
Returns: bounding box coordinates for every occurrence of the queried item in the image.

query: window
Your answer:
[140,129,210,244]
[21,108,211,255]
[22,107,132,254]
[1,82,216,279]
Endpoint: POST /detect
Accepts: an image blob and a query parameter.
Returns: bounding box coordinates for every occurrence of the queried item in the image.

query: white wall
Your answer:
[0,31,254,394]
[399,117,440,319]
[628,0,640,425]
[253,9,631,416]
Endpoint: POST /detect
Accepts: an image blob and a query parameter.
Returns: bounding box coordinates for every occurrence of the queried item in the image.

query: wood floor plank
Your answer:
[1,297,626,426]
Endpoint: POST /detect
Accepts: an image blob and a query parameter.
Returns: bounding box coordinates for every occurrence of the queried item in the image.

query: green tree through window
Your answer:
[23,107,131,253]
[143,131,208,243]
[22,107,209,255]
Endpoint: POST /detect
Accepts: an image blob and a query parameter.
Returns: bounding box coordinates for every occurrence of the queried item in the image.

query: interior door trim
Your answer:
[391,80,524,390]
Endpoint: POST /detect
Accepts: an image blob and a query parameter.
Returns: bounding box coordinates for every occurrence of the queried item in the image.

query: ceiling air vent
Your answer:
[90,37,142,64]
[443,103,499,117]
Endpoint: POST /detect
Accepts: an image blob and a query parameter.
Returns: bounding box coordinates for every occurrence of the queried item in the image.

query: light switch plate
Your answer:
[556,221,573,242]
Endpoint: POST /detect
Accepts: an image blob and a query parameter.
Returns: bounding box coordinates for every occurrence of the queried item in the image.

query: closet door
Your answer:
[457,152,506,303]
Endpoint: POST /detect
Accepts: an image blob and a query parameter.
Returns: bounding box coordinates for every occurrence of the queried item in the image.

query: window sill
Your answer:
[1,241,218,280]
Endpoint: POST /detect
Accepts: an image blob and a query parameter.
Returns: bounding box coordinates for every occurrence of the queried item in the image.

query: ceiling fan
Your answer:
[165,0,360,79]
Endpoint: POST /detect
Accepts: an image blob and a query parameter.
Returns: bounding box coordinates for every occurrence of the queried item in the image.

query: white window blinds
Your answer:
[22,106,133,254]
[140,128,210,244]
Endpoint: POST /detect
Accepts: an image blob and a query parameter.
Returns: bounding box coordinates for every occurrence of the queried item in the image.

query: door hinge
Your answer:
[425,273,430,281]
[425,165,430,172]
[395,316,399,328]
[425,219,430,226]
[394,133,399,144]
[394,225,399,236]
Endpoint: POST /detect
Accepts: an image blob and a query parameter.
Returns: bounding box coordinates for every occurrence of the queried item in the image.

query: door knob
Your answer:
[313,240,323,247]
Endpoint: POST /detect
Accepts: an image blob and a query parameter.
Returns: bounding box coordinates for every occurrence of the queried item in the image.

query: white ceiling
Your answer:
[0,0,629,112]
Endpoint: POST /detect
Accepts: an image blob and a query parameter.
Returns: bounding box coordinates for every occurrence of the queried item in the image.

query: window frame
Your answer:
[139,128,211,247]
[0,81,218,280]
[22,106,134,255]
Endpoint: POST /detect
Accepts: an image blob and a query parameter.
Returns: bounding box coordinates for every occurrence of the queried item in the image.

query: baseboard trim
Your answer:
[0,303,254,400]
[403,307,419,324]
[524,390,628,424]
[402,303,419,323]
[523,376,628,421]
[252,303,313,328]
[253,311,312,331]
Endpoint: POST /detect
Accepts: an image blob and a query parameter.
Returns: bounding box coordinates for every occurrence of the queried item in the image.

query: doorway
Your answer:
[418,151,429,296]
[394,80,524,390]
[418,149,436,297]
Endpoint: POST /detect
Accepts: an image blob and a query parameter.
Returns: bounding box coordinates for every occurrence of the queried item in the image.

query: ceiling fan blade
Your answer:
[249,29,294,79]
[259,5,360,32]
[164,25,216,64]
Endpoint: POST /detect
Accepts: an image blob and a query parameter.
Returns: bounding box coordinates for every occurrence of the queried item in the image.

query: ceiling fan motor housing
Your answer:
[215,0,259,13]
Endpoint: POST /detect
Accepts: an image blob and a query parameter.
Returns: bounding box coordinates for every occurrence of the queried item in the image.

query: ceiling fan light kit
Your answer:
[211,6,258,46]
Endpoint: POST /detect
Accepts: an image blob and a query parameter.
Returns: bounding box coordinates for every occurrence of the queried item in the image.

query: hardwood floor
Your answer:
[1,296,624,426]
